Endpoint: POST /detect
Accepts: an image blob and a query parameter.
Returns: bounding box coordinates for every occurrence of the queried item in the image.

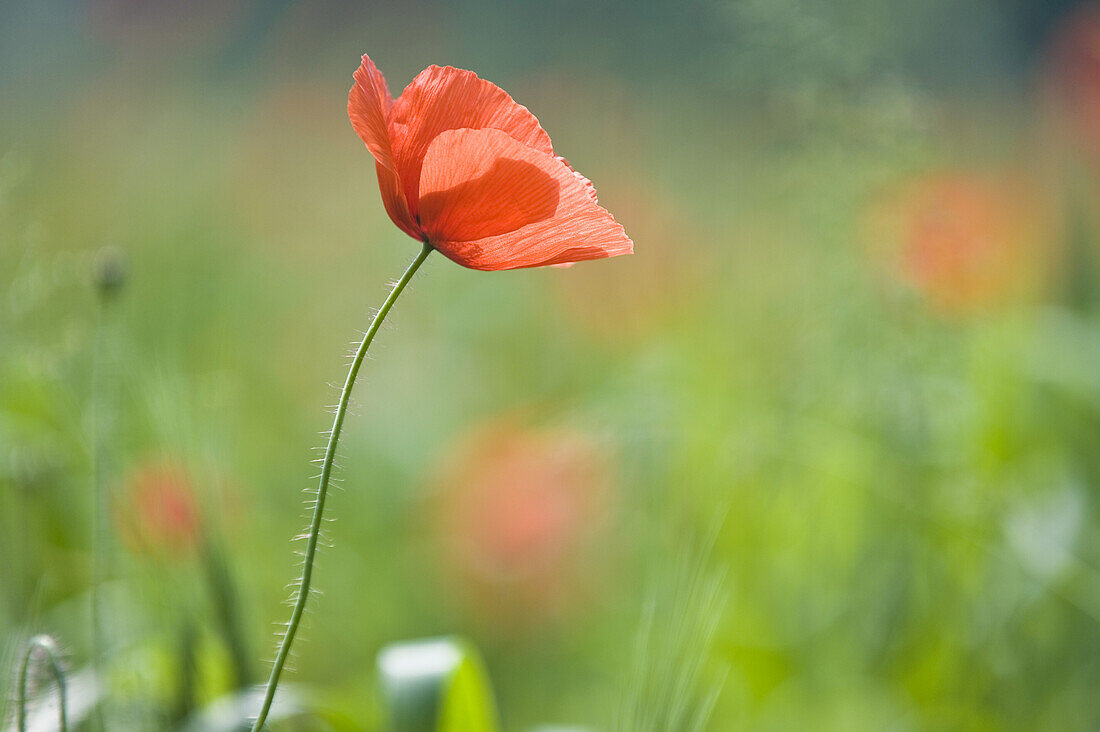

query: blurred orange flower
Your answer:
[117,460,201,559]
[348,55,633,270]
[865,172,1047,313]
[430,420,614,625]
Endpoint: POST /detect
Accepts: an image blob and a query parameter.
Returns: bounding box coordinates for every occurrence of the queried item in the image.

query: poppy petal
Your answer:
[377,162,420,239]
[349,55,418,236]
[558,157,599,204]
[348,54,396,171]
[389,65,554,215]
[418,128,633,270]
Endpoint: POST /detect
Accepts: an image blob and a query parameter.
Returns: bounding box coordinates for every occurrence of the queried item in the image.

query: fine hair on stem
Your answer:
[251,243,433,731]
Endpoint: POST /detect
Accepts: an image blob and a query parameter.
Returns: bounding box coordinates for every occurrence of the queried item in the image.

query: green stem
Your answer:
[90,281,119,732]
[251,243,433,731]
[200,537,252,690]
[17,635,68,732]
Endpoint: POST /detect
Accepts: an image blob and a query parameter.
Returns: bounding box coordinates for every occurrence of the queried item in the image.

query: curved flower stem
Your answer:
[252,242,433,731]
[17,634,68,732]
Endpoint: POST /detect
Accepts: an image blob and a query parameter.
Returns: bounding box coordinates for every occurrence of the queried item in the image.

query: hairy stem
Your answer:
[17,635,68,732]
[251,243,433,731]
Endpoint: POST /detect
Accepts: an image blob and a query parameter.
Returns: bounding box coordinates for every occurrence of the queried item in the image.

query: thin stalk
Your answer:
[170,621,197,727]
[251,243,433,731]
[17,635,68,732]
[90,251,123,732]
[200,538,252,690]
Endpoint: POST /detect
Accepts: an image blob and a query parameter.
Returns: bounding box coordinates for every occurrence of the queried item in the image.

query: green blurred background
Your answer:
[5,0,1100,729]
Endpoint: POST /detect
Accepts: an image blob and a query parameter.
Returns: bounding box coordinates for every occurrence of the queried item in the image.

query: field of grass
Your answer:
[4,1,1100,730]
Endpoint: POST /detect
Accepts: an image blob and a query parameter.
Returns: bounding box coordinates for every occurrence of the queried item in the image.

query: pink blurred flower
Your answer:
[117,460,201,559]
[430,420,614,626]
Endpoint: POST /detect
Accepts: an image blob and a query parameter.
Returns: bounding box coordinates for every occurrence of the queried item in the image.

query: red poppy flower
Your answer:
[864,171,1047,313]
[429,419,614,626]
[348,55,634,270]
[117,460,202,559]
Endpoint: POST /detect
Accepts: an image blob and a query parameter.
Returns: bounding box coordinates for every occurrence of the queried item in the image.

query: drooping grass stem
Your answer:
[251,242,433,731]
[17,634,68,732]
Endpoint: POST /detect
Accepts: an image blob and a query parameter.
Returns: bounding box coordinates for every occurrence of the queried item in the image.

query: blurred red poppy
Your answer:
[430,420,614,625]
[865,172,1046,313]
[348,55,634,270]
[117,460,201,559]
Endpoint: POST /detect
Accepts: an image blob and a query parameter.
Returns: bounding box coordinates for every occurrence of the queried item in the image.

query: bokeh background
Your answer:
[5,0,1100,729]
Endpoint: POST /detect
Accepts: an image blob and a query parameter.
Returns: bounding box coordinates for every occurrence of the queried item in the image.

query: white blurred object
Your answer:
[1006,482,1083,580]
[378,639,464,683]
[180,685,304,732]
[7,667,99,732]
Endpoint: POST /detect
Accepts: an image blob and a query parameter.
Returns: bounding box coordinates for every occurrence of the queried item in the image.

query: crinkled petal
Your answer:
[389,65,554,215]
[348,54,396,170]
[377,162,420,239]
[418,128,633,270]
[349,55,417,236]
[558,157,599,204]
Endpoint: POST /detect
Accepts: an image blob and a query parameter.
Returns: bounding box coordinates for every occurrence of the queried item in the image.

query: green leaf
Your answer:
[377,637,499,732]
